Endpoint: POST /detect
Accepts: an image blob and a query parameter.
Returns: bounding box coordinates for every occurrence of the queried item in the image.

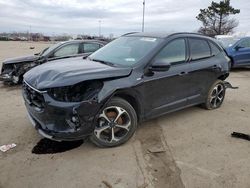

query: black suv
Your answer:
[22,32,230,147]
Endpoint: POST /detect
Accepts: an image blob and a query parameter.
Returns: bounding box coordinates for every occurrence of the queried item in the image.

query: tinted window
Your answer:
[84,43,101,53]
[209,41,221,56]
[189,38,210,60]
[238,38,250,48]
[53,43,79,57]
[154,39,186,64]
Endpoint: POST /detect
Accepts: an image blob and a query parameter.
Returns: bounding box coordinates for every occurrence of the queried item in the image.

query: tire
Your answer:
[90,97,137,147]
[203,80,226,110]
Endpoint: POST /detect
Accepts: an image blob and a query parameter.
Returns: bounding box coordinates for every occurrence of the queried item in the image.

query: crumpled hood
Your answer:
[24,57,132,90]
[3,55,40,65]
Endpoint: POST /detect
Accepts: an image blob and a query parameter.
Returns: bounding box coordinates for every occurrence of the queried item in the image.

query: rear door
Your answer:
[187,37,222,104]
[233,38,250,66]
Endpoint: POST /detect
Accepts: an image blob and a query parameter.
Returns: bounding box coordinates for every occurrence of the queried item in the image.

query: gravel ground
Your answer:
[0,41,250,188]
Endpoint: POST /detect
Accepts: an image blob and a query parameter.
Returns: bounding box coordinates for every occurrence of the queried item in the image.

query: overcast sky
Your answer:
[0,0,249,37]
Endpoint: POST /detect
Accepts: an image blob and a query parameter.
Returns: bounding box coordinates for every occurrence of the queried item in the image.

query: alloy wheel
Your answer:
[210,83,225,108]
[94,106,131,144]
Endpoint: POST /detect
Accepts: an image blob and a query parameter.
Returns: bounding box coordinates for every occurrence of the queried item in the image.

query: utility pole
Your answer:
[99,20,102,37]
[142,0,145,32]
[29,25,31,41]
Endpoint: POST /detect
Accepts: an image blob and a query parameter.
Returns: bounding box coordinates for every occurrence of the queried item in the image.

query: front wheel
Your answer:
[203,80,226,110]
[90,97,137,147]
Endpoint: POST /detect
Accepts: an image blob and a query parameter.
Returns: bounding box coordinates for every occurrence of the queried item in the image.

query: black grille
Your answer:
[23,82,45,109]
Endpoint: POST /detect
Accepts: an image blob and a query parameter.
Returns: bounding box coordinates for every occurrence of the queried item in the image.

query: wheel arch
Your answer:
[218,72,229,81]
[112,90,143,122]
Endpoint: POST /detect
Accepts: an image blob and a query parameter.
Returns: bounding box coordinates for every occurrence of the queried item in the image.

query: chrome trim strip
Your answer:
[23,80,47,94]
[38,129,53,139]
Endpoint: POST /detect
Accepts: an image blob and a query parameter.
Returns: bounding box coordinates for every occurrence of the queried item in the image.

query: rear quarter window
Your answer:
[209,41,221,56]
[189,38,211,60]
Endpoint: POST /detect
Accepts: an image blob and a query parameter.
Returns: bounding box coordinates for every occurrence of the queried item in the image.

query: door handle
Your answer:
[212,65,222,70]
[179,71,187,76]
[212,65,217,69]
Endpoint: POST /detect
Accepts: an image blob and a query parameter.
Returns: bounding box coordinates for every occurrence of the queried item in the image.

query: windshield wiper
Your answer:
[90,58,116,67]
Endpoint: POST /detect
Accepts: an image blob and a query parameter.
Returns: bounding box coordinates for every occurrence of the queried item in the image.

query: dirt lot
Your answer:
[0,41,250,188]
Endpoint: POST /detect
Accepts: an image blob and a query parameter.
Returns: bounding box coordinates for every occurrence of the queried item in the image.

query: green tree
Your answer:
[196,0,240,37]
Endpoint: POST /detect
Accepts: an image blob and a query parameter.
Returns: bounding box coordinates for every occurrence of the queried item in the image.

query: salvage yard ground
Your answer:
[0,41,250,188]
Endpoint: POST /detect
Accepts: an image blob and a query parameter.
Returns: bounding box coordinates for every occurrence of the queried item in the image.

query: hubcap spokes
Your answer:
[210,84,224,108]
[95,106,131,143]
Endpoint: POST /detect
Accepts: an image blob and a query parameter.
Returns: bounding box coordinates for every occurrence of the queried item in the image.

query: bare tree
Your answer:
[196,0,240,37]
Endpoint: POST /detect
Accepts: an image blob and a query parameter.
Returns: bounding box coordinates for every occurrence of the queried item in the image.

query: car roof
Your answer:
[123,32,208,39]
[60,40,108,45]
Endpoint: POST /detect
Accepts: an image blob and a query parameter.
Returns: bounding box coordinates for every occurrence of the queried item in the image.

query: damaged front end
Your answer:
[0,62,37,84]
[23,80,105,141]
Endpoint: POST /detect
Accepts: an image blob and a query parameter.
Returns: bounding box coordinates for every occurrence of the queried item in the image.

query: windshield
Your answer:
[217,38,239,48]
[89,36,162,67]
[39,42,64,56]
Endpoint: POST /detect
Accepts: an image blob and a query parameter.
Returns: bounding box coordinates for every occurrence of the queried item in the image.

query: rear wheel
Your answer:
[203,80,226,110]
[90,97,137,147]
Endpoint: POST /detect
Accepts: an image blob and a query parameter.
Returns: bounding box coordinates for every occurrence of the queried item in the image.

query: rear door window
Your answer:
[189,38,211,60]
[209,41,221,56]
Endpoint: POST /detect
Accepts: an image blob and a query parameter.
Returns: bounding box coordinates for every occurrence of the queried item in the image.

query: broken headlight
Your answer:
[48,81,103,102]
[21,62,37,70]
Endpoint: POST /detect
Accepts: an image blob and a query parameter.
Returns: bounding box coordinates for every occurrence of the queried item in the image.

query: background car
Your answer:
[216,35,250,68]
[22,32,230,147]
[0,40,107,84]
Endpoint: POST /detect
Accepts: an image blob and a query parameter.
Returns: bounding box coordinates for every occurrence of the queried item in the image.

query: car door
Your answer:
[187,38,222,104]
[142,38,193,118]
[232,38,250,66]
[48,42,81,61]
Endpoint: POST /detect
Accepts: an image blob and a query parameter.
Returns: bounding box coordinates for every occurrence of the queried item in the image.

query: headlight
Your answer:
[21,62,37,70]
[48,81,103,102]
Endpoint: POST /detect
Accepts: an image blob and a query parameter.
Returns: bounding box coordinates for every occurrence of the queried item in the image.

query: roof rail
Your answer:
[166,32,205,38]
[122,32,140,36]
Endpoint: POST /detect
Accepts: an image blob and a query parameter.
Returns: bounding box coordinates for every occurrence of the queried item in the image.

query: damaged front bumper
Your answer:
[0,63,15,83]
[0,72,19,84]
[23,81,102,141]
[0,73,12,82]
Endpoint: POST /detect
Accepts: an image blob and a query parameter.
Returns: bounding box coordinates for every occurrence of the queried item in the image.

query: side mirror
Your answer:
[149,61,171,72]
[235,45,244,51]
[48,53,55,59]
